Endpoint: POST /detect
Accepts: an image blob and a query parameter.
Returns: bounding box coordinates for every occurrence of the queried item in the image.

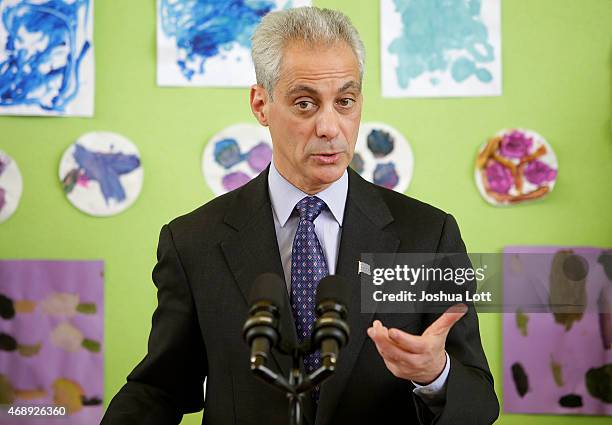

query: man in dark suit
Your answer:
[102,7,498,425]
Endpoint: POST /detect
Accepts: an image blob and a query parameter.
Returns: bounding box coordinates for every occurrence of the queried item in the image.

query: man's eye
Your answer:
[337,98,355,107]
[296,101,315,111]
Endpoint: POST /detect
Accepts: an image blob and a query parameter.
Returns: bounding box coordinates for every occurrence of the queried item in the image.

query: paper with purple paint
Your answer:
[0,260,104,424]
[351,122,413,193]
[202,123,272,195]
[475,128,558,206]
[503,246,612,416]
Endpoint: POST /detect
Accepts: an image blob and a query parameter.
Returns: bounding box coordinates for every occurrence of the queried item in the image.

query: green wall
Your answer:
[1,1,610,424]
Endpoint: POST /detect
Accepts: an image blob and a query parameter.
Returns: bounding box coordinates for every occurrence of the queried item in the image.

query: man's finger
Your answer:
[369,328,415,364]
[369,323,425,356]
[370,321,426,353]
[388,328,427,353]
[373,320,384,329]
[424,303,468,336]
[368,322,389,342]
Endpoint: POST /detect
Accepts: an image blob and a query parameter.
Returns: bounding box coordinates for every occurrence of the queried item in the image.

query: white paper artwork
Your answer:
[351,122,414,193]
[157,0,311,87]
[0,0,94,116]
[381,0,501,98]
[59,132,143,217]
[0,150,23,223]
[202,123,272,195]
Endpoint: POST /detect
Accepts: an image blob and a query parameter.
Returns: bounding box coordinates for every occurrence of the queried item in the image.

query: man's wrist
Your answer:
[412,351,450,390]
[413,351,448,386]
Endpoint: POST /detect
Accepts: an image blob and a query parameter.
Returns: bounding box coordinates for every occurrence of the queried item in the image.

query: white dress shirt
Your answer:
[266,159,449,408]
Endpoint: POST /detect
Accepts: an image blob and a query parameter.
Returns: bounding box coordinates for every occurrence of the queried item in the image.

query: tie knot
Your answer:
[295,196,326,222]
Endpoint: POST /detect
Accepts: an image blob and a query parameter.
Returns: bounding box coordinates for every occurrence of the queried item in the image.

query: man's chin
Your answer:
[311,166,346,186]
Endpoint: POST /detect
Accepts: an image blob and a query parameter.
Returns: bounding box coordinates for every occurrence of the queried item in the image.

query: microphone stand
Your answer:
[244,276,349,425]
[249,343,337,425]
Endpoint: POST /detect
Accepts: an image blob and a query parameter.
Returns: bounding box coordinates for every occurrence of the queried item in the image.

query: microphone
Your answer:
[243,273,286,368]
[243,274,349,422]
[312,275,350,368]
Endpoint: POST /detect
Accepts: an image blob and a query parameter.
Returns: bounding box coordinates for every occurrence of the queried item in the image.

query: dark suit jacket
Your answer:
[102,167,499,425]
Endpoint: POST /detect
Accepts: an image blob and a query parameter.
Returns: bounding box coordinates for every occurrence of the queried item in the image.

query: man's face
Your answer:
[250,41,363,194]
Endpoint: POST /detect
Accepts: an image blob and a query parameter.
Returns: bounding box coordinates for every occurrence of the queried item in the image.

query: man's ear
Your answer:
[250,84,269,127]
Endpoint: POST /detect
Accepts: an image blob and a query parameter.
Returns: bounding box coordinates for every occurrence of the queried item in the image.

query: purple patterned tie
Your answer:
[290,196,329,398]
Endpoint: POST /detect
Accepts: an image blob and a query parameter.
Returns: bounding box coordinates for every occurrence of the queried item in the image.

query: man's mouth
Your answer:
[311,152,342,164]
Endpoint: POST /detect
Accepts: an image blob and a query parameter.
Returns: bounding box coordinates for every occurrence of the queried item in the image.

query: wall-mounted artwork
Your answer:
[351,122,413,193]
[0,260,104,424]
[503,247,612,416]
[157,0,310,87]
[202,123,272,195]
[59,132,143,217]
[381,0,501,98]
[0,0,94,117]
[475,128,558,206]
[0,150,23,224]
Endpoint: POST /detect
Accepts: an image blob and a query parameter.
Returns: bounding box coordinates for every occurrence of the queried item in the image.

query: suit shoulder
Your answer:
[369,183,465,252]
[168,189,237,232]
[161,188,245,255]
[160,171,269,253]
[373,184,448,224]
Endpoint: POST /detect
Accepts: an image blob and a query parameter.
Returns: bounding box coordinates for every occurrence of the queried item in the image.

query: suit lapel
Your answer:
[220,168,298,375]
[315,170,399,425]
[221,168,317,424]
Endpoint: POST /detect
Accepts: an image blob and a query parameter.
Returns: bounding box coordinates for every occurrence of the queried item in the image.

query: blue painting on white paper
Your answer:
[59,132,144,217]
[0,0,94,116]
[381,0,501,98]
[202,123,272,195]
[157,0,310,87]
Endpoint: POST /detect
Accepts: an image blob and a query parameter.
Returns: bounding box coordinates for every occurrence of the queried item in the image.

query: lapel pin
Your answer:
[358,261,371,275]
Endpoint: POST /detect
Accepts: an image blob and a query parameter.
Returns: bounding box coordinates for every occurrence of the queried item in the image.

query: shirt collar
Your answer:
[268,159,348,228]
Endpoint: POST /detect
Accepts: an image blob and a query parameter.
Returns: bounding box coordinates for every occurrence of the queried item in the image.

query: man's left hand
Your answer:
[366,303,468,385]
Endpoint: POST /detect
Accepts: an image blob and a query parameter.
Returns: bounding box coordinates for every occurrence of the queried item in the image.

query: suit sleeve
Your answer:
[412,214,499,425]
[101,224,208,425]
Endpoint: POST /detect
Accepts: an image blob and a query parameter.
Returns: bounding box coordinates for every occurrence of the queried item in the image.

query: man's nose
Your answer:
[315,105,341,141]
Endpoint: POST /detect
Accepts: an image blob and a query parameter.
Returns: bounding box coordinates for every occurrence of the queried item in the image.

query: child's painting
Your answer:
[503,247,612,416]
[475,128,558,206]
[202,123,272,195]
[0,151,22,224]
[381,0,501,97]
[157,0,310,86]
[59,132,143,217]
[0,0,94,116]
[0,260,104,424]
[351,122,413,193]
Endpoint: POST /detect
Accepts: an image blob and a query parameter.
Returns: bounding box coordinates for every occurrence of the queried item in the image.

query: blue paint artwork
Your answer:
[373,163,399,189]
[213,138,272,173]
[66,144,141,205]
[214,138,245,169]
[0,0,92,114]
[388,0,496,89]
[160,0,276,81]
[367,129,395,158]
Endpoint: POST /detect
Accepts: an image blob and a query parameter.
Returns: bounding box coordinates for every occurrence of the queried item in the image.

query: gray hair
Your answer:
[251,7,365,99]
